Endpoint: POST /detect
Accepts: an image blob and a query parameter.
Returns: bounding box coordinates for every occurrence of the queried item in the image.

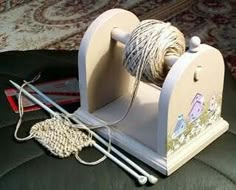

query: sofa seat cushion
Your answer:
[0,51,235,190]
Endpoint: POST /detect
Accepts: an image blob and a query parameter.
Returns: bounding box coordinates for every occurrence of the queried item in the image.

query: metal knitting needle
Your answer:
[25,81,158,184]
[10,80,148,185]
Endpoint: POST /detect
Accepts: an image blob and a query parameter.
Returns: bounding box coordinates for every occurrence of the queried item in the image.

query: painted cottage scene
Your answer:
[172,115,186,139]
[168,93,222,155]
[188,93,204,123]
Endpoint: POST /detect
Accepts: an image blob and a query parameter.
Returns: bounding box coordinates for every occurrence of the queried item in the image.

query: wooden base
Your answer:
[167,118,228,175]
[75,109,228,175]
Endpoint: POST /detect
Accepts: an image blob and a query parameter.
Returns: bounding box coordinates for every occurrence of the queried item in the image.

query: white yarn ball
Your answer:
[123,19,186,85]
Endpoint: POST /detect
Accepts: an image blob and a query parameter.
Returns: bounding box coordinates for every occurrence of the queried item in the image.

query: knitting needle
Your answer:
[9,80,148,185]
[25,82,158,184]
[29,91,80,96]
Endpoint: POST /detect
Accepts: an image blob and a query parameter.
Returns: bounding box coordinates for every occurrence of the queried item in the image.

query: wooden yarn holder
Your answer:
[74,9,229,175]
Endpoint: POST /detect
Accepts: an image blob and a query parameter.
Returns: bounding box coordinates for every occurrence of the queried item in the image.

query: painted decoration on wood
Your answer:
[172,115,186,139]
[167,93,222,156]
[188,93,204,123]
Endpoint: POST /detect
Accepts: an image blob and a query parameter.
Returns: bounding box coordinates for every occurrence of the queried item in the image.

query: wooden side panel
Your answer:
[79,9,140,113]
[157,44,225,157]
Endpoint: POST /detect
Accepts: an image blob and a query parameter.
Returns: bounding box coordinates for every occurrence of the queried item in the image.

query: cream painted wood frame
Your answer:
[75,9,229,175]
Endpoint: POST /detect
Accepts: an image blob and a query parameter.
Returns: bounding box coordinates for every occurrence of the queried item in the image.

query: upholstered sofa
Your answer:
[0,50,235,190]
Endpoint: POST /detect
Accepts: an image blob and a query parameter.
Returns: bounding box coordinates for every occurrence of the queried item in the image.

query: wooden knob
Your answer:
[189,36,201,52]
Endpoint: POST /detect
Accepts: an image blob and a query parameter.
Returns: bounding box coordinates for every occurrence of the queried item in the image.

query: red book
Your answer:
[5,78,80,113]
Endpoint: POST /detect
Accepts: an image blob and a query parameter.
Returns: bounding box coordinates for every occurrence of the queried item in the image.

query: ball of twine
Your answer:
[123,19,186,86]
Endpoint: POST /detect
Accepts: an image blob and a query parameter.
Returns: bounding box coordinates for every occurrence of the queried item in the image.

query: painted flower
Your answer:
[168,149,174,155]
[209,96,217,111]
[179,135,185,144]
[216,107,221,116]
[174,144,180,150]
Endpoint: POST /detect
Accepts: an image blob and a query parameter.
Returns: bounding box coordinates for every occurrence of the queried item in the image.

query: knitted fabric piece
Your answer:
[30,116,94,158]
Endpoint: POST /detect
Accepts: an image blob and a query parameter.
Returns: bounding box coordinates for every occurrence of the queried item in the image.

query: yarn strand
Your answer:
[14,74,41,141]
